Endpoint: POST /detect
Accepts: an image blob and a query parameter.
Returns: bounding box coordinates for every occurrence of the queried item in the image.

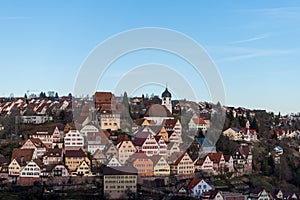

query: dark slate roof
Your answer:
[103,166,138,175]
[162,88,171,98]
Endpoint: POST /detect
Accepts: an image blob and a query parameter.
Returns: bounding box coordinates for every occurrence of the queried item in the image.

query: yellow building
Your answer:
[73,160,92,176]
[152,155,170,176]
[117,139,136,165]
[103,166,137,199]
[157,127,169,142]
[99,110,120,131]
[65,149,90,172]
[8,158,24,177]
[170,152,194,175]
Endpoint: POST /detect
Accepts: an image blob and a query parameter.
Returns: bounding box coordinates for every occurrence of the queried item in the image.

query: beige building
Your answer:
[170,152,194,175]
[99,110,120,131]
[117,139,136,165]
[65,149,90,172]
[194,155,214,174]
[103,166,137,199]
[73,160,92,176]
[223,128,243,141]
[19,160,41,178]
[8,158,25,177]
[21,138,47,158]
[152,155,170,176]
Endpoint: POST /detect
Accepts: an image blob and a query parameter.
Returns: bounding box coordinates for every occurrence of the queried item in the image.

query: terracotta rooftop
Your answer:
[188,178,203,190]
[11,148,34,162]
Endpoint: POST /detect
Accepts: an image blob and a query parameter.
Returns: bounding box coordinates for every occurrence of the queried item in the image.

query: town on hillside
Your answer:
[0,89,300,199]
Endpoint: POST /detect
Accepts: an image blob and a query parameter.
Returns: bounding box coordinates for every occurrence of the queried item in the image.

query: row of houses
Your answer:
[223,127,258,142]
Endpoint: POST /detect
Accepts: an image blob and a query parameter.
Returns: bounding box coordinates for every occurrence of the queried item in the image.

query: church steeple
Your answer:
[161,87,172,113]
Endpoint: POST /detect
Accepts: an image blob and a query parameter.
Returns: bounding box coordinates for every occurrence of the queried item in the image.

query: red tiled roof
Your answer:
[207,153,223,163]
[188,178,203,190]
[26,138,47,148]
[11,148,34,162]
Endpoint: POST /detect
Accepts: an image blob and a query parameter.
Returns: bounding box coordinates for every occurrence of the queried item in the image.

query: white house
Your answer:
[19,160,42,178]
[80,124,99,137]
[64,130,84,150]
[188,178,212,198]
[189,118,207,130]
[86,132,109,154]
[106,155,122,167]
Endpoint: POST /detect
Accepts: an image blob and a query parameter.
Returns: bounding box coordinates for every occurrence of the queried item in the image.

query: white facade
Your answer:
[20,160,41,178]
[64,130,84,150]
[106,155,122,167]
[189,179,212,198]
[161,88,172,113]
[80,125,99,137]
[117,140,136,165]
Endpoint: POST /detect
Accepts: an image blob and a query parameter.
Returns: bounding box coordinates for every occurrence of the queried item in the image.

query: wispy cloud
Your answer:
[208,45,300,62]
[228,33,270,45]
[238,6,300,20]
[0,16,32,20]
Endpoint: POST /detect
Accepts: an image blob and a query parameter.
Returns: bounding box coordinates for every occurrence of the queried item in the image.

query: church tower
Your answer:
[161,87,172,113]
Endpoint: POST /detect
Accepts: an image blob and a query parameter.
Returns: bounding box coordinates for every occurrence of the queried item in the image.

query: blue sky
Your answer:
[0,1,300,114]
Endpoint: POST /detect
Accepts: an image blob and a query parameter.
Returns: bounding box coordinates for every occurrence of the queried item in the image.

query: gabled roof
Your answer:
[163,119,179,129]
[174,152,190,165]
[92,149,107,159]
[75,160,90,171]
[11,148,34,162]
[24,138,47,149]
[154,135,163,143]
[151,155,165,165]
[167,130,175,137]
[103,142,117,154]
[188,178,203,190]
[65,149,86,158]
[132,131,151,146]
[207,153,223,163]
[33,124,62,135]
[194,157,205,166]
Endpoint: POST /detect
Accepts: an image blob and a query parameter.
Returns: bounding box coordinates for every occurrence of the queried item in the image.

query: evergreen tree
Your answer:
[55,92,59,98]
[24,93,27,99]
[238,116,247,128]
[251,117,259,132]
